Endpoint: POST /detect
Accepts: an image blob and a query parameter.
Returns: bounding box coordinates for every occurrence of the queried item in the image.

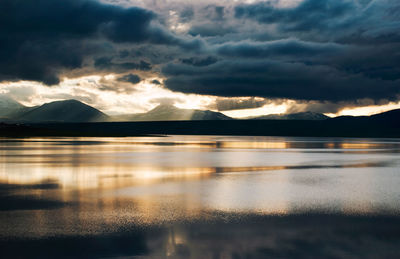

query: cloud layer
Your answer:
[1,0,400,113]
[0,0,199,84]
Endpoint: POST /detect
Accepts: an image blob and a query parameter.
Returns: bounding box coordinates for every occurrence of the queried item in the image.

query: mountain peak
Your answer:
[41,99,89,106]
[17,99,109,122]
[149,104,179,112]
[113,104,232,121]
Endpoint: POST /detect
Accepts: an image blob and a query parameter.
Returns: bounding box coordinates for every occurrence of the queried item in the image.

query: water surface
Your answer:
[1,136,400,258]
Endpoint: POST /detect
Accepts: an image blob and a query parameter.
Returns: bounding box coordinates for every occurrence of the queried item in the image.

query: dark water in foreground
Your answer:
[1,136,400,258]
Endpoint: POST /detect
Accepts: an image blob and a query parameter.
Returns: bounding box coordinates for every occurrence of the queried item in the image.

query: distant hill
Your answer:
[0,95,31,118]
[248,111,329,120]
[370,109,400,123]
[112,104,232,121]
[17,100,109,122]
[331,109,400,127]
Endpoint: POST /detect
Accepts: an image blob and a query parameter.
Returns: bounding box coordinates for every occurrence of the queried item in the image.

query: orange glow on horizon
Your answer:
[1,78,399,118]
[327,102,400,117]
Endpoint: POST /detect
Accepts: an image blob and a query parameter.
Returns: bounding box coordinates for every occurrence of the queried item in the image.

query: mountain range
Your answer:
[1,96,399,126]
[0,96,334,122]
[0,95,399,137]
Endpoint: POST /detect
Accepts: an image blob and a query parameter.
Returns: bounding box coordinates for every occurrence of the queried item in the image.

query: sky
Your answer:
[0,0,399,117]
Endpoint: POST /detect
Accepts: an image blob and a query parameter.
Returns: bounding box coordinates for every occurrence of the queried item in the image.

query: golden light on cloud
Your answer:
[1,76,399,118]
[221,102,289,118]
[0,76,216,116]
[330,102,400,117]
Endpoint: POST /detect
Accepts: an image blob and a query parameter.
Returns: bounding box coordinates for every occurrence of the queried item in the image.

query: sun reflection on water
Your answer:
[0,136,400,238]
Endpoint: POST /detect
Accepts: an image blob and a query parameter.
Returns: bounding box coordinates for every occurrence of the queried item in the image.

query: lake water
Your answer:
[1,136,400,258]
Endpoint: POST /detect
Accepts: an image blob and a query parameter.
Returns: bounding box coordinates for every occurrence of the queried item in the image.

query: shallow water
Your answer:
[1,136,400,258]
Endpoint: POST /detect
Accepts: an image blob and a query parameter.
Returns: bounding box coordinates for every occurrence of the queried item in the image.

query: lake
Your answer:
[1,135,400,258]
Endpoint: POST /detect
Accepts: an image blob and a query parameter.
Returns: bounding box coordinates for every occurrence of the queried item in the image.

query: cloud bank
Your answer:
[1,0,400,113]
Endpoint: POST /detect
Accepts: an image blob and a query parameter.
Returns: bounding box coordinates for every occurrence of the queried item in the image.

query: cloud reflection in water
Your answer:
[0,136,400,257]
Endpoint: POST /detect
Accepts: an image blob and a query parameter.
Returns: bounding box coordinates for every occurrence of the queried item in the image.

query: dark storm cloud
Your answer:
[187,4,235,37]
[233,0,400,43]
[212,38,400,82]
[285,98,395,114]
[179,7,195,23]
[160,0,400,107]
[333,44,400,81]
[287,101,351,114]
[98,73,142,93]
[189,24,236,37]
[180,56,218,67]
[94,57,152,71]
[162,59,400,102]
[208,97,268,111]
[214,6,225,20]
[0,0,152,41]
[117,74,141,84]
[0,0,203,85]
[234,0,357,32]
[215,39,344,58]
[204,5,226,21]
[2,0,400,111]
[285,100,367,114]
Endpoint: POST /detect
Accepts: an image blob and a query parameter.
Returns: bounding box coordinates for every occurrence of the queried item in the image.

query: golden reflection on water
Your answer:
[220,141,288,149]
[0,136,399,188]
[0,135,400,237]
